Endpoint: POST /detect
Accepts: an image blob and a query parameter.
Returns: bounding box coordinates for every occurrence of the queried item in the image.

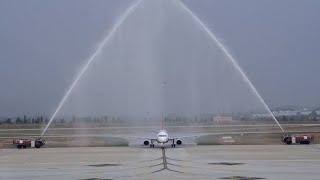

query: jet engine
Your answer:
[143,140,150,146]
[176,139,182,145]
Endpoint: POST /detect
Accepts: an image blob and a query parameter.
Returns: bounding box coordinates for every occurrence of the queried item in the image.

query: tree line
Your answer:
[0,112,318,125]
[0,115,49,124]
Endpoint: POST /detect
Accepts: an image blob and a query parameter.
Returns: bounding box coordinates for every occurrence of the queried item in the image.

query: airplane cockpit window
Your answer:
[158,135,167,137]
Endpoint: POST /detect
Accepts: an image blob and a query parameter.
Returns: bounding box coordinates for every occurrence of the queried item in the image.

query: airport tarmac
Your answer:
[1,145,320,180]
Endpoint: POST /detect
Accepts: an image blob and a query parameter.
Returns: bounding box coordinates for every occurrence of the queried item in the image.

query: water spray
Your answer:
[42,0,286,136]
[41,0,143,136]
[177,0,285,134]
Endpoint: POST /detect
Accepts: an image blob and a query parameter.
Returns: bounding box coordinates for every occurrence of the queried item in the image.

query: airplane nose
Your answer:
[158,137,167,143]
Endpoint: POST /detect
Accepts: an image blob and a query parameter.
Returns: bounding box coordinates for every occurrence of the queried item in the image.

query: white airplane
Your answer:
[142,129,182,148]
[138,123,185,148]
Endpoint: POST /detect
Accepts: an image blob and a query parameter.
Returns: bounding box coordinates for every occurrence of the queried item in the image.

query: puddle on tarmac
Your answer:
[87,164,120,167]
[219,176,265,180]
[209,162,245,166]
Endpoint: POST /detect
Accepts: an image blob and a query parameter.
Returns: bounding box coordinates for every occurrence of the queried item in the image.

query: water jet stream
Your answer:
[42,0,285,136]
[41,0,143,136]
[177,0,285,133]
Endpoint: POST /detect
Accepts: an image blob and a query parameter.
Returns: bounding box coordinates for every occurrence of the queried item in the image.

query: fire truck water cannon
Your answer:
[13,138,45,149]
[282,134,314,145]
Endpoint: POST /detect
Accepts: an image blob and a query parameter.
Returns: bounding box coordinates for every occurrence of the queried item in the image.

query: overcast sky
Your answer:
[0,0,319,116]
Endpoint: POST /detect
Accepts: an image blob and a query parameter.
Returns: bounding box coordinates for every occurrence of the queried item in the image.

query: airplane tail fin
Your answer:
[161,120,164,129]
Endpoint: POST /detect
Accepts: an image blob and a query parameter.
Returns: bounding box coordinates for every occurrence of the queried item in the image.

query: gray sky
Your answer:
[0,0,319,116]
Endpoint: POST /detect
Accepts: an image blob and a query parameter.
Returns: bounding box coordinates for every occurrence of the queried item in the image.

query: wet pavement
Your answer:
[0,145,320,179]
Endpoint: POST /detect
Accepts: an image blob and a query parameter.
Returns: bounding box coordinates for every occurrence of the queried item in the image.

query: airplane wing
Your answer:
[168,135,199,140]
[128,135,156,140]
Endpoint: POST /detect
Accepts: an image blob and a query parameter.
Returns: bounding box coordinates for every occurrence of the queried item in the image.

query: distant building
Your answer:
[252,113,272,118]
[213,113,233,123]
[300,110,312,116]
[253,109,316,117]
[272,110,299,117]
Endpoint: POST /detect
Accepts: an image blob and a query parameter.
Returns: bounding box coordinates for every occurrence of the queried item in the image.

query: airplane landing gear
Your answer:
[150,139,155,148]
[171,139,176,148]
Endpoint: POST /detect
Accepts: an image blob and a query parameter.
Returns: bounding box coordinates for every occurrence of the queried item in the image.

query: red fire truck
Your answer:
[282,134,313,145]
[13,139,45,149]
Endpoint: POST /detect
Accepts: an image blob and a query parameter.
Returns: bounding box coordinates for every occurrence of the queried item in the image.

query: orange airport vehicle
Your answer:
[13,138,45,149]
[282,134,313,145]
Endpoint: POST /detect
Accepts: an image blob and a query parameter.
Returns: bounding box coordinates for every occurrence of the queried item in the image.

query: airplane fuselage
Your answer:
[156,129,169,145]
[143,127,182,148]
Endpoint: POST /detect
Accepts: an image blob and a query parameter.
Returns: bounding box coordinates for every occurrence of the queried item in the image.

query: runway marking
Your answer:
[167,162,193,168]
[147,163,163,168]
[166,157,192,162]
[136,147,197,176]
[137,157,162,162]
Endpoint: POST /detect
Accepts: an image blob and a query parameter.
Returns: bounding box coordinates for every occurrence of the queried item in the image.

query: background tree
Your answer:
[282,115,287,122]
[16,117,21,124]
[310,110,318,121]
